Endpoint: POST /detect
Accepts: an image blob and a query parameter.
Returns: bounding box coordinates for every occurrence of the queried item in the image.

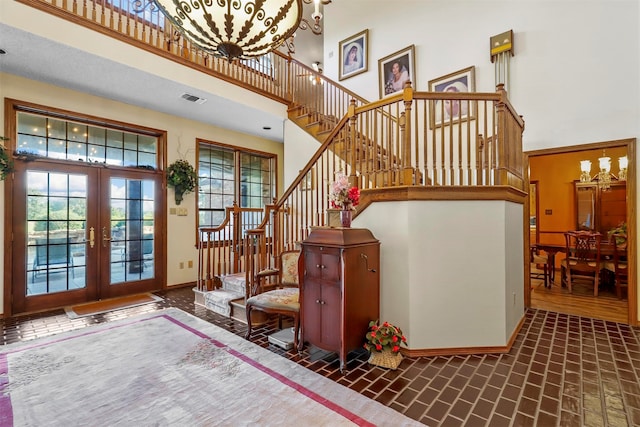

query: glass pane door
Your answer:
[108,177,155,284]
[98,170,162,299]
[26,171,88,295]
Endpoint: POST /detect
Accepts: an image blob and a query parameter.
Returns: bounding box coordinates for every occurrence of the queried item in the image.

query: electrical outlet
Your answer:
[177,208,188,216]
[179,262,184,269]
[188,260,193,268]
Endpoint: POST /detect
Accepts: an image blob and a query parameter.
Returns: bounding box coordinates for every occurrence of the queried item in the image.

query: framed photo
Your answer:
[301,168,315,191]
[428,66,476,128]
[378,45,416,98]
[339,29,368,81]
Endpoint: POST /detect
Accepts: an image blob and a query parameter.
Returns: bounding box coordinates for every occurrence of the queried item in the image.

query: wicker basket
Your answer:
[367,350,403,370]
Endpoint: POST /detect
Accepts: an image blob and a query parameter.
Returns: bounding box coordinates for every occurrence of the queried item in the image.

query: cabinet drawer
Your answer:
[304,247,340,282]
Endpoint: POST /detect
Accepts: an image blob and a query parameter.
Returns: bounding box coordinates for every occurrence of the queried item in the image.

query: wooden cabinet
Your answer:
[574,181,626,234]
[299,227,380,372]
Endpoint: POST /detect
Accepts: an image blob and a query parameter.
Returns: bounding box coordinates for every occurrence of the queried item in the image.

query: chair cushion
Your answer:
[532,254,547,264]
[247,288,299,311]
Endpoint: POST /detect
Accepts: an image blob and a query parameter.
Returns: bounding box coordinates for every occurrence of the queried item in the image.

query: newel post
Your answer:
[400,81,415,185]
[347,99,359,188]
[493,83,509,186]
[494,83,525,188]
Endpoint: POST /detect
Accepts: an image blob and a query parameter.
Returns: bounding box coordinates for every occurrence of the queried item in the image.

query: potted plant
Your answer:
[166,159,197,205]
[607,221,627,246]
[363,320,407,370]
[0,136,13,181]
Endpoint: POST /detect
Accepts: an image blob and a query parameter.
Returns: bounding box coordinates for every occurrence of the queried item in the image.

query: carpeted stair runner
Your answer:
[203,273,246,316]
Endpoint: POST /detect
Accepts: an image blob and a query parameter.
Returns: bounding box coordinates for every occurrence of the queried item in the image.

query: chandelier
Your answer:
[579,150,628,191]
[152,0,329,61]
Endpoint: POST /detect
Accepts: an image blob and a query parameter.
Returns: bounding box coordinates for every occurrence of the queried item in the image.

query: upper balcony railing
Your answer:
[19,0,299,103]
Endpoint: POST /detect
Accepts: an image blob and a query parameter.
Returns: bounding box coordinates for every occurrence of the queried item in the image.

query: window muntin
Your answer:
[198,142,275,229]
[17,112,158,168]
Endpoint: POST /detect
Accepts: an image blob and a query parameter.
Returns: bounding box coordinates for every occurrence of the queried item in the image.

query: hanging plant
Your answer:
[166,159,197,205]
[0,137,14,181]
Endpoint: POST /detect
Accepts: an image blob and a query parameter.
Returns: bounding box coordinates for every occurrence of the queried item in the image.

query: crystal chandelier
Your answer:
[152,0,304,60]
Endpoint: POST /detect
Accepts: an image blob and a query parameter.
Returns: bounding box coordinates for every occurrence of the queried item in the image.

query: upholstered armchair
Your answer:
[245,250,301,349]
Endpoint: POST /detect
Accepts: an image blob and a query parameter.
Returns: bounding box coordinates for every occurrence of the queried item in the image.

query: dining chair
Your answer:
[530,245,549,287]
[561,231,603,296]
[245,250,301,349]
[603,233,628,299]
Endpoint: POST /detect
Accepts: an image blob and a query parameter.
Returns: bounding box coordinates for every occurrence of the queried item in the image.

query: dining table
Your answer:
[532,240,620,288]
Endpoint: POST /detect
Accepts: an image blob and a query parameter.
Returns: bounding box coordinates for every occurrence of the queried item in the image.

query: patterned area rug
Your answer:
[0,308,421,426]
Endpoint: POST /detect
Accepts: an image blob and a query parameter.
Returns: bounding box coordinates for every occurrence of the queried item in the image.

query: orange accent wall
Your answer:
[529,147,627,247]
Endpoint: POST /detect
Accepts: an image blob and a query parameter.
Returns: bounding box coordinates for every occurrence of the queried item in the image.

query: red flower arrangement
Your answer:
[364,320,407,354]
[329,172,360,210]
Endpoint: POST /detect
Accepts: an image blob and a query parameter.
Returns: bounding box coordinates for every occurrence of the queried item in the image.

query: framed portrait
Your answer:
[339,29,368,81]
[428,66,476,128]
[301,168,315,191]
[378,45,416,98]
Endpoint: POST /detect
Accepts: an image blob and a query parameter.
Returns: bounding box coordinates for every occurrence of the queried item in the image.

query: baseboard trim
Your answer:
[402,314,526,358]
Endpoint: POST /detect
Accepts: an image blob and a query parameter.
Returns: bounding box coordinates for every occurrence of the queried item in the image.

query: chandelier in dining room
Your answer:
[579,150,628,191]
[151,0,330,61]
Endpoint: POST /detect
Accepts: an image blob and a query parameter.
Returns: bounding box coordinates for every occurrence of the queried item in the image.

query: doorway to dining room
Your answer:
[525,138,636,324]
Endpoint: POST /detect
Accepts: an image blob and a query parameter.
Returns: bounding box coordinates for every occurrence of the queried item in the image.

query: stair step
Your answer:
[229,298,270,325]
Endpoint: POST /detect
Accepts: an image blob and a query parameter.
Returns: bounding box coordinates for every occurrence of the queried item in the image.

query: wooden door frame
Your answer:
[3,98,168,317]
[524,137,637,325]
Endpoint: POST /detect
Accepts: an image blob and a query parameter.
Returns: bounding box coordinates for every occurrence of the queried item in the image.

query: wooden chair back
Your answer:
[564,230,602,295]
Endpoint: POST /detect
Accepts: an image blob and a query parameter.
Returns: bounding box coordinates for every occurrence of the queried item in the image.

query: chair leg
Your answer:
[245,304,253,340]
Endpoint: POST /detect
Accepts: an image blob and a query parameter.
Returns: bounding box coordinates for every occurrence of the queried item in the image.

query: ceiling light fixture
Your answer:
[578,150,628,191]
[152,0,303,61]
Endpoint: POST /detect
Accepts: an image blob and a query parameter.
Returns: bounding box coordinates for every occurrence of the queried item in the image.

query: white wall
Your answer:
[283,120,322,188]
[357,200,524,350]
[323,0,639,150]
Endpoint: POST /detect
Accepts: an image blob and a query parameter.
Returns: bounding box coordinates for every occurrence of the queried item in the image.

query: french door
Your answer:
[11,161,164,314]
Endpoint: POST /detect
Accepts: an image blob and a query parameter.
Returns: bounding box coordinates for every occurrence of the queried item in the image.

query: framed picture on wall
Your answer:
[378,45,416,98]
[428,66,476,128]
[339,29,368,81]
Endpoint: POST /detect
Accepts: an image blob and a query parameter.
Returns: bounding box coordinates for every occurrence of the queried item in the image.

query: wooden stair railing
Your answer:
[242,83,525,297]
[196,203,265,294]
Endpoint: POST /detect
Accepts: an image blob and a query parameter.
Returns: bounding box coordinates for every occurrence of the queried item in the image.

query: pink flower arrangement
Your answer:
[329,172,360,210]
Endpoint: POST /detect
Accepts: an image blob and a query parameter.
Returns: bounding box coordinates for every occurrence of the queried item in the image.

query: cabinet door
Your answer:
[319,282,341,350]
[302,279,322,345]
[305,247,340,282]
[600,183,626,233]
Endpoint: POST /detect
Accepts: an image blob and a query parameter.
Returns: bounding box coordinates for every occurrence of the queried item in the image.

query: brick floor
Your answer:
[2,286,639,426]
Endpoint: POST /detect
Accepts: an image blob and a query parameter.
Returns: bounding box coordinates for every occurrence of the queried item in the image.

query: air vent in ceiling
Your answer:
[181,93,207,105]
